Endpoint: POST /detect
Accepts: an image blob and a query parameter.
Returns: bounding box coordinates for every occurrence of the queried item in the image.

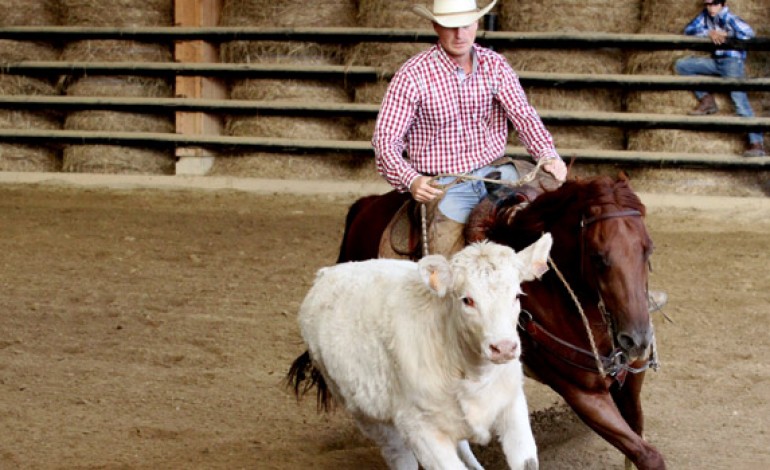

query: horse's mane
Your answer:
[485,175,647,250]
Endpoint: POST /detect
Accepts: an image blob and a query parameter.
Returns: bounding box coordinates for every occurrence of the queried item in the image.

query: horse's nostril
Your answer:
[617,333,636,351]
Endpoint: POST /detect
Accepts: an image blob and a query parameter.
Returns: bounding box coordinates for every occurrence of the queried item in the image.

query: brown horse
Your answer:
[293,174,665,469]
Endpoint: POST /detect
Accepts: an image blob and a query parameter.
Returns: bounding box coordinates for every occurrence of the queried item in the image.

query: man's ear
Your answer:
[418,255,453,298]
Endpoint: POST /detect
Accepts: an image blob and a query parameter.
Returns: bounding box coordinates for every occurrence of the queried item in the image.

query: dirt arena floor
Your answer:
[1,178,768,469]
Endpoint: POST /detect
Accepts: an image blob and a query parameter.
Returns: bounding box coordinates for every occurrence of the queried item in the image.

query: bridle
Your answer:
[518,207,660,387]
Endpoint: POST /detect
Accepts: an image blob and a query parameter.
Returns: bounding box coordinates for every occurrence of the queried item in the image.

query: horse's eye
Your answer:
[590,253,610,270]
[461,296,475,308]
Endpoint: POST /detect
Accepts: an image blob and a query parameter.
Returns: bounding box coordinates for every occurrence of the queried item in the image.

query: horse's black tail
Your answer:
[286,350,334,412]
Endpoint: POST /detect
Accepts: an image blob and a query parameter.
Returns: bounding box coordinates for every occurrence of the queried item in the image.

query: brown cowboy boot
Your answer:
[428,213,466,258]
[743,142,766,158]
[688,94,718,115]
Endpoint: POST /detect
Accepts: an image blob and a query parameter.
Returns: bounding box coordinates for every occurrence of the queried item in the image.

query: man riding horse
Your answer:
[371,0,666,311]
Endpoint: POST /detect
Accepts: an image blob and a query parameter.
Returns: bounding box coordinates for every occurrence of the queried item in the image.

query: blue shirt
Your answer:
[683,7,754,60]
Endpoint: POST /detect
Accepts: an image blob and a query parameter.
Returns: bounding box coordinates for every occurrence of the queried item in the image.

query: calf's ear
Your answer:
[516,232,553,282]
[418,255,453,298]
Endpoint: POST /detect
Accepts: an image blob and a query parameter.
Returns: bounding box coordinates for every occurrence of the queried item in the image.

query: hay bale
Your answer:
[219,0,354,64]
[0,76,61,172]
[217,0,362,180]
[501,49,625,150]
[568,163,769,197]
[60,0,172,26]
[209,153,378,181]
[62,146,174,175]
[0,0,59,26]
[500,0,641,34]
[60,0,175,175]
[498,1,633,152]
[0,1,60,172]
[638,0,700,34]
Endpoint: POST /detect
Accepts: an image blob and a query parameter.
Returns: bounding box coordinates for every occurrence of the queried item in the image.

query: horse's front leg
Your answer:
[611,369,647,437]
[561,388,665,470]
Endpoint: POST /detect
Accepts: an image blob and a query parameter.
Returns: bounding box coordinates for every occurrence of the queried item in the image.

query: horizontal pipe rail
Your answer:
[3,62,770,92]
[1,96,769,132]
[0,129,765,169]
[0,27,768,51]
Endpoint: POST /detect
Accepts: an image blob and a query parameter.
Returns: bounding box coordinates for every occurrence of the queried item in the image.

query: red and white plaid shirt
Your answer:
[372,43,559,192]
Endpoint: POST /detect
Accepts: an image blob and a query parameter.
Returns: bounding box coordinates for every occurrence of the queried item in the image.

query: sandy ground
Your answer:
[0,178,768,469]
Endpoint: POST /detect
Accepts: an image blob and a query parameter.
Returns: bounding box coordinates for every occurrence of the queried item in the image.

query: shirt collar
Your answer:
[434,43,480,75]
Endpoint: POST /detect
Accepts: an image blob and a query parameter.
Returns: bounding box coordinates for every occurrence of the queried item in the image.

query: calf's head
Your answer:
[418,234,553,364]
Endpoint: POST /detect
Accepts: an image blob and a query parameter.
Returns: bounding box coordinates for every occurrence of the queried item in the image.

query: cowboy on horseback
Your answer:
[371,0,567,256]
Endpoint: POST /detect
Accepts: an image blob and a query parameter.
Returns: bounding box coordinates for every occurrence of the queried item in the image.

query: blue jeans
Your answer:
[675,56,763,144]
[435,163,519,223]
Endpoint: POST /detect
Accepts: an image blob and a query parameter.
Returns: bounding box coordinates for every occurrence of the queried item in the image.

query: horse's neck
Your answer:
[528,250,613,348]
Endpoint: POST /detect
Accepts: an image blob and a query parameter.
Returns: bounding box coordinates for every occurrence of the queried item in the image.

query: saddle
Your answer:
[378,158,562,259]
[379,197,436,260]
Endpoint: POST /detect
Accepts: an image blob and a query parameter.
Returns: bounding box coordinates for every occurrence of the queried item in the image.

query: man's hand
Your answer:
[543,158,568,182]
[410,175,444,203]
[709,29,728,45]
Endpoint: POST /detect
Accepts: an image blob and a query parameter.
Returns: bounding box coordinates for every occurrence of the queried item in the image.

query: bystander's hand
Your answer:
[708,29,728,45]
[410,175,444,203]
[543,158,568,182]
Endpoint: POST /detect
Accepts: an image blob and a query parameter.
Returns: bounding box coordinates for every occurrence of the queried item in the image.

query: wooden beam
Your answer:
[0,27,768,51]
[174,0,225,164]
[0,129,766,169]
[1,96,769,132]
[5,62,770,92]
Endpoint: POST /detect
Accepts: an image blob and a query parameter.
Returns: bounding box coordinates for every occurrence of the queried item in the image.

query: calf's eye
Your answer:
[461,296,475,308]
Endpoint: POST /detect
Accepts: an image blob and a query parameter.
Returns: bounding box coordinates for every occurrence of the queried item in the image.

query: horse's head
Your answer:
[578,176,654,361]
[481,174,655,362]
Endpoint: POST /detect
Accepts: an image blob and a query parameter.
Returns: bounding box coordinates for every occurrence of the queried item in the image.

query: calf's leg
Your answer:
[497,388,538,470]
[399,419,467,470]
[457,440,484,470]
[355,417,417,470]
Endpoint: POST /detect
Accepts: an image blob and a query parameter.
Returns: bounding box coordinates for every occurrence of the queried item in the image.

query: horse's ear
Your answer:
[617,170,630,182]
[418,255,453,298]
[484,171,516,203]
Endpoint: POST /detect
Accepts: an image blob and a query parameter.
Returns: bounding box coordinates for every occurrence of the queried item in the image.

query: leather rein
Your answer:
[517,208,659,387]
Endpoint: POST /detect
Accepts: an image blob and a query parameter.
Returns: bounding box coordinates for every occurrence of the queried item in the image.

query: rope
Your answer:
[419,157,554,255]
[428,156,552,189]
[548,255,607,377]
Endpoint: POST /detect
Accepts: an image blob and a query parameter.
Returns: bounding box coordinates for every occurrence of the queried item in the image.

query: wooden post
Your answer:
[174,0,225,175]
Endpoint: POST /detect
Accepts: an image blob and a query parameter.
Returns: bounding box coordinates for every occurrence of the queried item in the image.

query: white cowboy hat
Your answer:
[412,0,498,28]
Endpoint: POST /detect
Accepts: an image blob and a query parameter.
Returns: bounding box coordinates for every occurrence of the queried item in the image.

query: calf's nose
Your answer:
[489,340,518,363]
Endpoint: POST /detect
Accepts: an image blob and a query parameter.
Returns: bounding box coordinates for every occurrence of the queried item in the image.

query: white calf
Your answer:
[297,235,552,470]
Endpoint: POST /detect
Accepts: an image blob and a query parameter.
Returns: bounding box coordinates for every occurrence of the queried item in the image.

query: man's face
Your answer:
[703,1,724,16]
[433,21,478,60]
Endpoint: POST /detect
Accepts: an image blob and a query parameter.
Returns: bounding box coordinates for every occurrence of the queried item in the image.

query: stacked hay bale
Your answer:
[60,0,175,175]
[213,0,373,180]
[625,0,757,156]
[348,0,428,141]
[499,1,641,153]
[0,0,60,172]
